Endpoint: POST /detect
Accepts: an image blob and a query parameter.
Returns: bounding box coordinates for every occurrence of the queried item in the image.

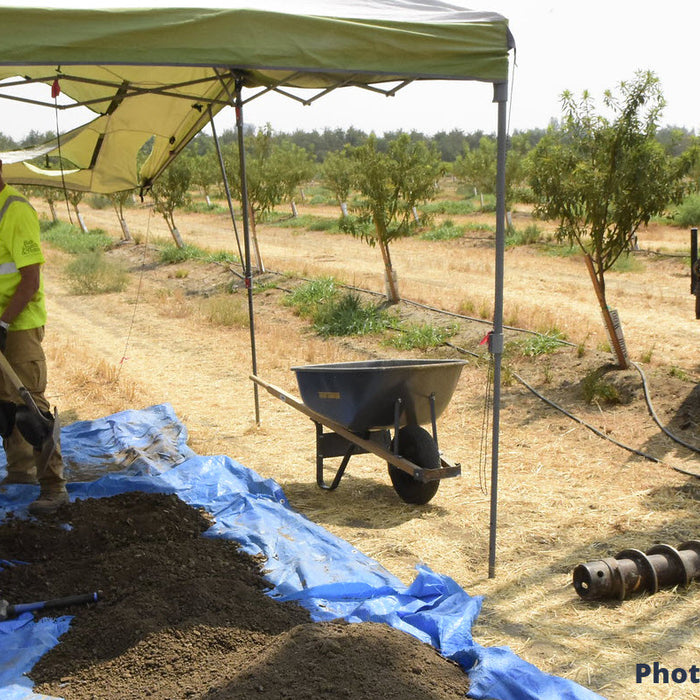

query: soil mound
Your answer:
[0,492,469,699]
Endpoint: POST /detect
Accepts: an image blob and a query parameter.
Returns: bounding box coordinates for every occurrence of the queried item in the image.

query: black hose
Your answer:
[513,371,700,479]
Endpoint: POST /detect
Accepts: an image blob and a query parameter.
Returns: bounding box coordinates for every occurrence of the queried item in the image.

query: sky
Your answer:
[1,1,699,141]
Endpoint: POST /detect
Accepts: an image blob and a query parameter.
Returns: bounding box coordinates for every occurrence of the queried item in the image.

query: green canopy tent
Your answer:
[0,1,514,576]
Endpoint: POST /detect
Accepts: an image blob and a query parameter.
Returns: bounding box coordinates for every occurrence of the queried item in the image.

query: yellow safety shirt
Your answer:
[0,184,46,330]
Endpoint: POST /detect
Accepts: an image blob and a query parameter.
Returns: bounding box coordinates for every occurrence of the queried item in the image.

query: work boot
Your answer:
[28,487,69,516]
[1,469,38,485]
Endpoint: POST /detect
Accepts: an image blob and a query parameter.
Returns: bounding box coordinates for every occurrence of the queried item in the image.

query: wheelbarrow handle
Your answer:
[1,591,101,620]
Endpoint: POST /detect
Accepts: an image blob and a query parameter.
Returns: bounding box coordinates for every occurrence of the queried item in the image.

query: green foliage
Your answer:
[346,133,444,247]
[65,252,129,295]
[86,194,111,210]
[158,243,207,264]
[321,148,356,206]
[387,322,458,350]
[581,370,620,404]
[505,223,542,247]
[151,158,192,230]
[40,221,114,254]
[610,253,645,273]
[419,200,474,216]
[270,214,339,232]
[420,221,464,241]
[185,201,227,214]
[312,291,392,337]
[283,277,339,318]
[673,193,700,228]
[511,330,567,357]
[529,71,690,301]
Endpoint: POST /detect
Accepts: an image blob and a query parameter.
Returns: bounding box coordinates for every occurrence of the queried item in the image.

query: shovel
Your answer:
[0,351,60,469]
[0,591,101,621]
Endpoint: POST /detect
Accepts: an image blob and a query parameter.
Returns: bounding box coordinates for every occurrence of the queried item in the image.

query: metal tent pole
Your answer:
[488,81,508,579]
[234,80,260,425]
[208,104,245,272]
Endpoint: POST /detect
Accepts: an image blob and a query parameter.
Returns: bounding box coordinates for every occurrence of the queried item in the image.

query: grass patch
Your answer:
[510,330,567,357]
[41,221,114,254]
[270,214,340,232]
[419,200,475,216]
[542,242,581,258]
[185,201,228,215]
[313,291,392,337]
[611,253,645,273]
[386,322,458,350]
[201,294,249,327]
[283,277,339,318]
[65,251,129,294]
[506,223,542,247]
[420,220,464,241]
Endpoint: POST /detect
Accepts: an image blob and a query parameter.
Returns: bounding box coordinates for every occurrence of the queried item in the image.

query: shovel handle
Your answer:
[9,591,101,617]
[0,352,42,414]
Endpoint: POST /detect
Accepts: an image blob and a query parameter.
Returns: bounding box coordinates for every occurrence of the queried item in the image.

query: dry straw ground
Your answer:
[30,190,700,700]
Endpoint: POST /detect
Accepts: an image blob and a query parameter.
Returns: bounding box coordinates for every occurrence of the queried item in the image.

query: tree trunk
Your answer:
[73,205,88,233]
[248,203,265,273]
[120,218,132,241]
[584,254,629,369]
[48,201,58,223]
[291,200,298,218]
[377,237,399,304]
[340,201,348,217]
[165,215,184,248]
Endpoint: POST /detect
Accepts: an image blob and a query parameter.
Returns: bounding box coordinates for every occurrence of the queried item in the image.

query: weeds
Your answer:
[201,294,249,327]
[581,369,620,404]
[41,221,114,254]
[510,330,567,357]
[65,251,129,294]
[284,277,339,318]
[506,223,542,247]
[313,292,392,337]
[386,322,458,350]
[420,220,464,241]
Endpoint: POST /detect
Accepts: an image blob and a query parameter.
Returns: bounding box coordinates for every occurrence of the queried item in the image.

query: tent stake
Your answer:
[234,79,260,426]
[488,81,508,579]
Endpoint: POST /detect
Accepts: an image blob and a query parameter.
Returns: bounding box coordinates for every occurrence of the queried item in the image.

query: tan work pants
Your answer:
[0,327,65,489]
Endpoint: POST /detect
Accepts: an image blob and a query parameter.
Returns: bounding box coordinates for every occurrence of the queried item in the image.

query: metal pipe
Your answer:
[208,104,244,271]
[488,80,508,579]
[234,79,260,426]
[573,540,700,600]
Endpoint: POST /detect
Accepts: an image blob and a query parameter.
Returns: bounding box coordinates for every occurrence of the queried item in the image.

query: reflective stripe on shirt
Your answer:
[0,195,31,225]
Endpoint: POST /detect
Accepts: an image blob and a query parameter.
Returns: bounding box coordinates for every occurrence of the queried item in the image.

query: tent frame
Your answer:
[0,10,511,576]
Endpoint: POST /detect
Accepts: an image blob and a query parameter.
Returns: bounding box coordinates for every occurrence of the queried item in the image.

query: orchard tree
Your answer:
[528,71,691,367]
[345,133,443,304]
[321,148,356,216]
[151,158,192,248]
[273,140,315,217]
[110,190,134,241]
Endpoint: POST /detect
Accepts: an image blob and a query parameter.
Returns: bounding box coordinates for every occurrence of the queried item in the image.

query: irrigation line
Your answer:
[632,361,700,456]
[513,371,700,480]
[258,268,699,475]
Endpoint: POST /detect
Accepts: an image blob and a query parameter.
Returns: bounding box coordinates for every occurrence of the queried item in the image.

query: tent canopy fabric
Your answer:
[0,1,513,193]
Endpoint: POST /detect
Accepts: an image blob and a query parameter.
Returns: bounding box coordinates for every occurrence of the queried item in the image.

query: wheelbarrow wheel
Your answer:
[388,425,440,505]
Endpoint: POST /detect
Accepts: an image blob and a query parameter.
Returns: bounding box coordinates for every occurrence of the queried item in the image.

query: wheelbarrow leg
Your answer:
[315,422,356,490]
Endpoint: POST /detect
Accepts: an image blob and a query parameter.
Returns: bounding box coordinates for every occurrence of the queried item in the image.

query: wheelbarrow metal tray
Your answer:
[291,359,466,433]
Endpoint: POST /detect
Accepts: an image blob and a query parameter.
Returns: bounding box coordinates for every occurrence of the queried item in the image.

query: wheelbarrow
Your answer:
[251,358,466,504]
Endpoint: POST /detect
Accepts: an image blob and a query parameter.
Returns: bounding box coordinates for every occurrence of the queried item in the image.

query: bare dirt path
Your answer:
[35,198,700,700]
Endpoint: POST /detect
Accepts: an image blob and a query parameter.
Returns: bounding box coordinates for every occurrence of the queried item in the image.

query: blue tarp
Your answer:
[0,403,604,700]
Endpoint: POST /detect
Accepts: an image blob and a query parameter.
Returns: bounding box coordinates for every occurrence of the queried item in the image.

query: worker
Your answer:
[0,159,67,515]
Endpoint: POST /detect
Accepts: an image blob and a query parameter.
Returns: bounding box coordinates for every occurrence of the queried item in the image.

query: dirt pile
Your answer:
[0,492,470,699]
